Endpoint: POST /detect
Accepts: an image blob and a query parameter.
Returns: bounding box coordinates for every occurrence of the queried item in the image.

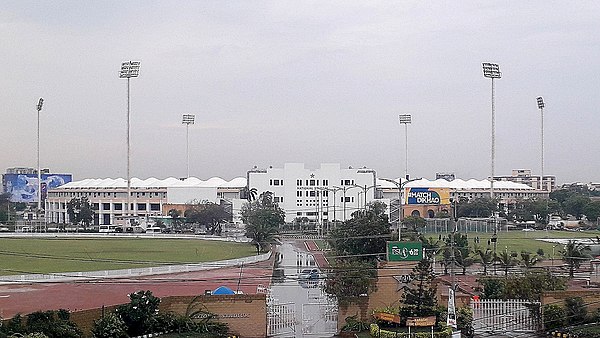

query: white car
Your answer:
[298,268,320,281]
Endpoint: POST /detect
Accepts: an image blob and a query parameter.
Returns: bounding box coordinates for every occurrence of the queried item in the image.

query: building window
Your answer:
[323,179,328,186]
[309,191,316,197]
[137,203,147,211]
[114,203,123,211]
[322,191,328,197]
[274,180,280,186]
[297,179,302,186]
[150,203,160,211]
[270,179,273,185]
[297,212,302,216]
[297,191,302,197]
[102,203,110,210]
[274,197,281,203]
[309,179,316,186]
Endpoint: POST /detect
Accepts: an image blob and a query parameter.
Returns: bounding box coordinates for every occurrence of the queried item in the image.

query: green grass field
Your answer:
[422,229,600,258]
[0,238,256,276]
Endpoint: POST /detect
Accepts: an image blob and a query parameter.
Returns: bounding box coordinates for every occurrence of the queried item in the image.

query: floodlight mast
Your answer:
[182,114,196,178]
[482,62,501,200]
[398,114,412,180]
[536,97,545,191]
[119,61,141,221]
[36,98,44,214]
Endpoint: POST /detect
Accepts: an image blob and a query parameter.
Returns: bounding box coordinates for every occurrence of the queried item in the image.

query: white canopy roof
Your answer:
[376,178,534,190]
[59,176,247,189]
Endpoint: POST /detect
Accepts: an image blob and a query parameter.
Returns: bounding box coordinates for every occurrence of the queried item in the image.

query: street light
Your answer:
[482,62,501,200]
[36,98,44,214]
[536,96,545,191]
[119,60,141,220]
[332,185,360,221]
[380,177,421,240]
[182,114,196,178]
[398,114,412,180]
[351,184,380,211]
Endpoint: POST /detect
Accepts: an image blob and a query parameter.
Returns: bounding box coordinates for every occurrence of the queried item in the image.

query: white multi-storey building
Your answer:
[247,163,377,223]
[45,177,246,226]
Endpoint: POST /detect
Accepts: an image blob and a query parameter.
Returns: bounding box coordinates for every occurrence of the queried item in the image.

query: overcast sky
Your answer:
[1,1,599,184]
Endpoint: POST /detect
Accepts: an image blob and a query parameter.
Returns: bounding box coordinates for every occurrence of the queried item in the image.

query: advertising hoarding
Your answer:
[387,241,423,262]
[406,187,450,205]
[3,173,72,203]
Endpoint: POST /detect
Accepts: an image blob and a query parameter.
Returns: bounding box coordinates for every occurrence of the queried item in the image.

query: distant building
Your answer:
[247,163,377,224]
[436,173,455,181]
[494,169,556,192]
[45,177,246,225]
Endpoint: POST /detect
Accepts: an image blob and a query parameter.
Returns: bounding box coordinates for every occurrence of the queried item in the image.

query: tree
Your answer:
[563,195,591,220]
[0,192,12,223]
[184,203,230,235]
[520,251,539,270]
[583,201,600,224]
[495,248,518,276]
[168,208,183,231]
[456,197,497,218]
[24,310,82,338]
[328,201,391,260]
[116,290,161,337]
[561,240,591,278]
[402,215,426,233]
[476,247,494,276]
[401,259,438,317]
[241,191,285,254]
[480,271,566,301]
[564,297,587,325]
[543,304,565,330]
[66,197,95,229]
[241,186,257,202]
[325,202,391,304]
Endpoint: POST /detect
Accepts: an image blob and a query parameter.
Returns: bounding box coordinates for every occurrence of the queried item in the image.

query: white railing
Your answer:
[0,252,271,284]
[471,298,540,334]
[268,302,296,336]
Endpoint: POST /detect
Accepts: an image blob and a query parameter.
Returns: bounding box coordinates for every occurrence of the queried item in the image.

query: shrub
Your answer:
[543,304,565,330]
[116,290,160,336]
[91,313,128,338]
[564,297,587,325]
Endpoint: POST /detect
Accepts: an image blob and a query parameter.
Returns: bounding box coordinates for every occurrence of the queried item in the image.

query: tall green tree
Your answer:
[583,201,600,223]
[456,197,497,218]
[66,197,95,229]
[116,290,160,337]
[563,195,591,220]
[401,259,438,317]
[0,192,11,223]
[476,247,494,276]
[561,240,591,278]
[495,248,518,276]
[184,203,230,235]
[241,191,285,254]
[328,201,391,260]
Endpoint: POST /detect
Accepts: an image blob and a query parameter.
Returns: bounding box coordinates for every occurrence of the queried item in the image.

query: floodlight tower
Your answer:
[398,114,412,180]
[536,96,545,191]
[482,62,501,199]
[182,114,196,178]
[36,98,44,213]
[119,60,141,219]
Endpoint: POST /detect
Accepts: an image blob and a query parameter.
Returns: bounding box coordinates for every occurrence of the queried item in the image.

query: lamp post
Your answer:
[333,185,359,221]
[119,60,141,220]
[182,114,195,178]
[536,97,545,191]
[398,114,412,180]
[351,184,380,211]
[380,177,420,240]
[36,98,44,214]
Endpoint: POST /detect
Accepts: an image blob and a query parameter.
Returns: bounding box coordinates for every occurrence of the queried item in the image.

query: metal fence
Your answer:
[471,298,541,334]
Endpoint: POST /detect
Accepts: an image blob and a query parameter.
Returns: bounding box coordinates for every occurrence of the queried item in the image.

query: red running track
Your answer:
[0,260,272,319]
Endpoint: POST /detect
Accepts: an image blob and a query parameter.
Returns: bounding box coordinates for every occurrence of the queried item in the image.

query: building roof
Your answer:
[376,178,535,190]
[57,177,247,189]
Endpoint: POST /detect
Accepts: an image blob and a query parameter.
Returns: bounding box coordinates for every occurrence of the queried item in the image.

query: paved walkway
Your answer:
[304,240,330,268]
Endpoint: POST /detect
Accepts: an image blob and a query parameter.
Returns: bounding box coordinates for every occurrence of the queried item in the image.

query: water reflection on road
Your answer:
[270,242,336,337]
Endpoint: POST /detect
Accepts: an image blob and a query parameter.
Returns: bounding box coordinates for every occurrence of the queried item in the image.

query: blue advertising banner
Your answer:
[3,174,72,203]
[406,187,450,205]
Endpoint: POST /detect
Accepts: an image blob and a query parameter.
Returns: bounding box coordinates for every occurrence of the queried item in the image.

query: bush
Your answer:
[565,297,587,325]
[457,307,474,338]
[25,310,81,338]
[116,290,160,336]
[91,313,128,338]
[341,315,370,332]
[543,304,565,330]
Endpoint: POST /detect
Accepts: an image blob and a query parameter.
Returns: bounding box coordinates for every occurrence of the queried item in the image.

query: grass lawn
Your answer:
[422,229,600,258]
[0,238,255,275]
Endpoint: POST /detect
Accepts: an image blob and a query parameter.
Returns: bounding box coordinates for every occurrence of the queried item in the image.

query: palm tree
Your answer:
[561,240,591,278]
[242,187,258,201]
[496,248,518,276]
[476,247,494,276]
[520,251,539,270]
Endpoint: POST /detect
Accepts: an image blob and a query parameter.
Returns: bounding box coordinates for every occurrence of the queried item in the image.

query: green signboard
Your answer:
[387,242,423,262]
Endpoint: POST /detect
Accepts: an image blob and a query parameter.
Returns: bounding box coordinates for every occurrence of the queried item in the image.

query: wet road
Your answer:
[270,242,337,337]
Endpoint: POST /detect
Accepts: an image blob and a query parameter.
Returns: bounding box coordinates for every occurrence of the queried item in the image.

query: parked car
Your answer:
[298,268,320,281]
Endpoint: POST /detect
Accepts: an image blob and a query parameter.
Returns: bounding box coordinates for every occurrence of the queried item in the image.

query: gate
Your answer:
[301,302,338,336]
[471,299,540,334]
[268,302,296,336]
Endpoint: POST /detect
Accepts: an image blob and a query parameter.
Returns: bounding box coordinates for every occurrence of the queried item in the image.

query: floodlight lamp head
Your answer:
[37,98,44,111]
[536,96,545,109]
[182,114,196,125]
[482,62,501,78]
[399,114,412,124]
[119,60,141,78]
